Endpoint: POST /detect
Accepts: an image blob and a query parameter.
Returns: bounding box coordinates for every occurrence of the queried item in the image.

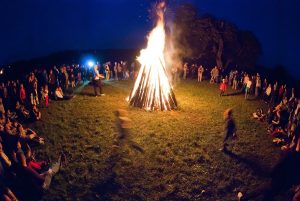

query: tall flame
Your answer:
[128,2,177,111]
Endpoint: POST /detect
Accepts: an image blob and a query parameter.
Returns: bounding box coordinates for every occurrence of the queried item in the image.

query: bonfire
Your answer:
[128,2,177,111]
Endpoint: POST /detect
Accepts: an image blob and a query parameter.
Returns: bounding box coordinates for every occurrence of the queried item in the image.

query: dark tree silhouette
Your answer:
[173,4,262,70]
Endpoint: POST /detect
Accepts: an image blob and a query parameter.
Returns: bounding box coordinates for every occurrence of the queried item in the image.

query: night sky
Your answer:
[1,0,299,77]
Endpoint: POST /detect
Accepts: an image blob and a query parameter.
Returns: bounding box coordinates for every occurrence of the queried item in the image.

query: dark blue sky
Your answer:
[0,0,299,77]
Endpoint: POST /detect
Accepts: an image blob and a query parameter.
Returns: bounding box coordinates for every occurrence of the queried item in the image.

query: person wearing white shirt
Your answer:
[245,79,252,99]
[93,65,105,97]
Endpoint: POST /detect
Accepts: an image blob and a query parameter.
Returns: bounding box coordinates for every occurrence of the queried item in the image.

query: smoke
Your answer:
[164,4,193,73]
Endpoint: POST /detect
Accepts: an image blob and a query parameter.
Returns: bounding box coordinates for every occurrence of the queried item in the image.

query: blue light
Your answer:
[87,61,94,68]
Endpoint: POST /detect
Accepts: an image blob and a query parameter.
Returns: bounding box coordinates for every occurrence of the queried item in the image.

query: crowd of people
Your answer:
[179,63,300,153]
[0,59,141,200]
[178,63,300,200]
[1,59,299,200]
[0,64,88,200]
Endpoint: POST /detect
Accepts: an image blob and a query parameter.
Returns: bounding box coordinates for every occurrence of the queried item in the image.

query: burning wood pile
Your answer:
[128,2,177,111]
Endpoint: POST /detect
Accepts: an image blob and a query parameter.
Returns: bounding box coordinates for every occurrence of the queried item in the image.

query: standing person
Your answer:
[48,69,57,98]
[245,79,252,100]
[117,62,123,80]
[219,79,227,96]
[114,62,118,80]
[19,83,26,105]
[232,73,238,90]
[198,65,204,82]
[243,74,250,92]
[255,75,261,98]
[183,63,188,80]
[264,84,272,103]
[171,67,178,84]
[228,70,234,87]
[44,85,49,108]
[271,81,278,105]
[262,78,268,93]
[220,108,237,151]
[215,67,219,83]
[105,64,110,80]
[93,65,105,97]
[69,69,76,88]
[250,75,256,95]
[32,78,39,106]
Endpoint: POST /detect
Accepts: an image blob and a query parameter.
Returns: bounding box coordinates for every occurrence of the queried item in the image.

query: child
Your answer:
[220,108,237,151]
[219,79,227,96]
[44,85,49,108]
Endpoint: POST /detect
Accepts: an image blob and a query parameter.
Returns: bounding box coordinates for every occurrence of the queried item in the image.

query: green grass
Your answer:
[31,80,284,201]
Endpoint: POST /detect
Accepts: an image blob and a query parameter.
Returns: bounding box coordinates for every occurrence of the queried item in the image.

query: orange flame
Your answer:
[128,2,177,111]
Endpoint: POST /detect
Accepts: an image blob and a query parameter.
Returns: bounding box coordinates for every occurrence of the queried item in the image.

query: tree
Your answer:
[173,4,262,70]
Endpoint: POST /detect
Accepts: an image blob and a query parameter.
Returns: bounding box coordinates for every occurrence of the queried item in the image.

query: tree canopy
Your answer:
[173,4,262,70]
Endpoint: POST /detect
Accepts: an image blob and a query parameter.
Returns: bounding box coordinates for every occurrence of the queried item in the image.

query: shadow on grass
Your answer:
[93,173,120,201]
[261,152,300,201]
[223,90,243,96]
[223,149,270,178]
[232,151,300,201]
[79,91,96,96]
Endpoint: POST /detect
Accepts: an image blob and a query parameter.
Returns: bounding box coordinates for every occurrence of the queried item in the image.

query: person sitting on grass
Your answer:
[5,110,17,121]
[16,123,44,145]
[293,185,300,201]
[0,142,19,201]
[271,108,290,133]
[252,108,266,121]
[30,105,41,121]
[0,98,5,115]
[15,102,30,122]
[0,182,18,201]
[54,87,74,100]
[282,124,300,152]
[54,87,64,100]
[14,142,62,191]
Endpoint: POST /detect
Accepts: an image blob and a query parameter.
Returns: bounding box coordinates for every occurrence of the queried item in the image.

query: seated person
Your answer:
[14,142,62,191]
[0,112,6,129]
[282,124,300,152]
[0,98,5,115]
[0,184,18,201]
[253,108,265,121]
[55,87,74,100]
[30,105,41,121]
[16,124,44,145]
[5,110,17,121]
[55,87,64,100]
[15,102,30,121]
[271,108,289,132]
[289,125,300,152]
[0,142,18,201]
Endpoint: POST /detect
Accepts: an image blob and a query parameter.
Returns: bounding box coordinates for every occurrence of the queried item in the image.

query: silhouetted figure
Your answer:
[220,108,237,151]
[114,109,144,153]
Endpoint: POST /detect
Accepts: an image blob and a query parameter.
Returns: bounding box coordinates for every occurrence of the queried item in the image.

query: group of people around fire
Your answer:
[1,59,299,200]
[0,64,90,200]
[179,62,300,200]
[179,62,299,154]
[0,59,141,200]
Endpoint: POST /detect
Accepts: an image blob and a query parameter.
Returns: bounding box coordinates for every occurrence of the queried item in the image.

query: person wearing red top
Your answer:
[19,84,26,104]
[219,79,227,96]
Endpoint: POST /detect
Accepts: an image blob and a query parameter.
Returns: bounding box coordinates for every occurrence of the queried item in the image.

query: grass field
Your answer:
[30,80,287,201]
